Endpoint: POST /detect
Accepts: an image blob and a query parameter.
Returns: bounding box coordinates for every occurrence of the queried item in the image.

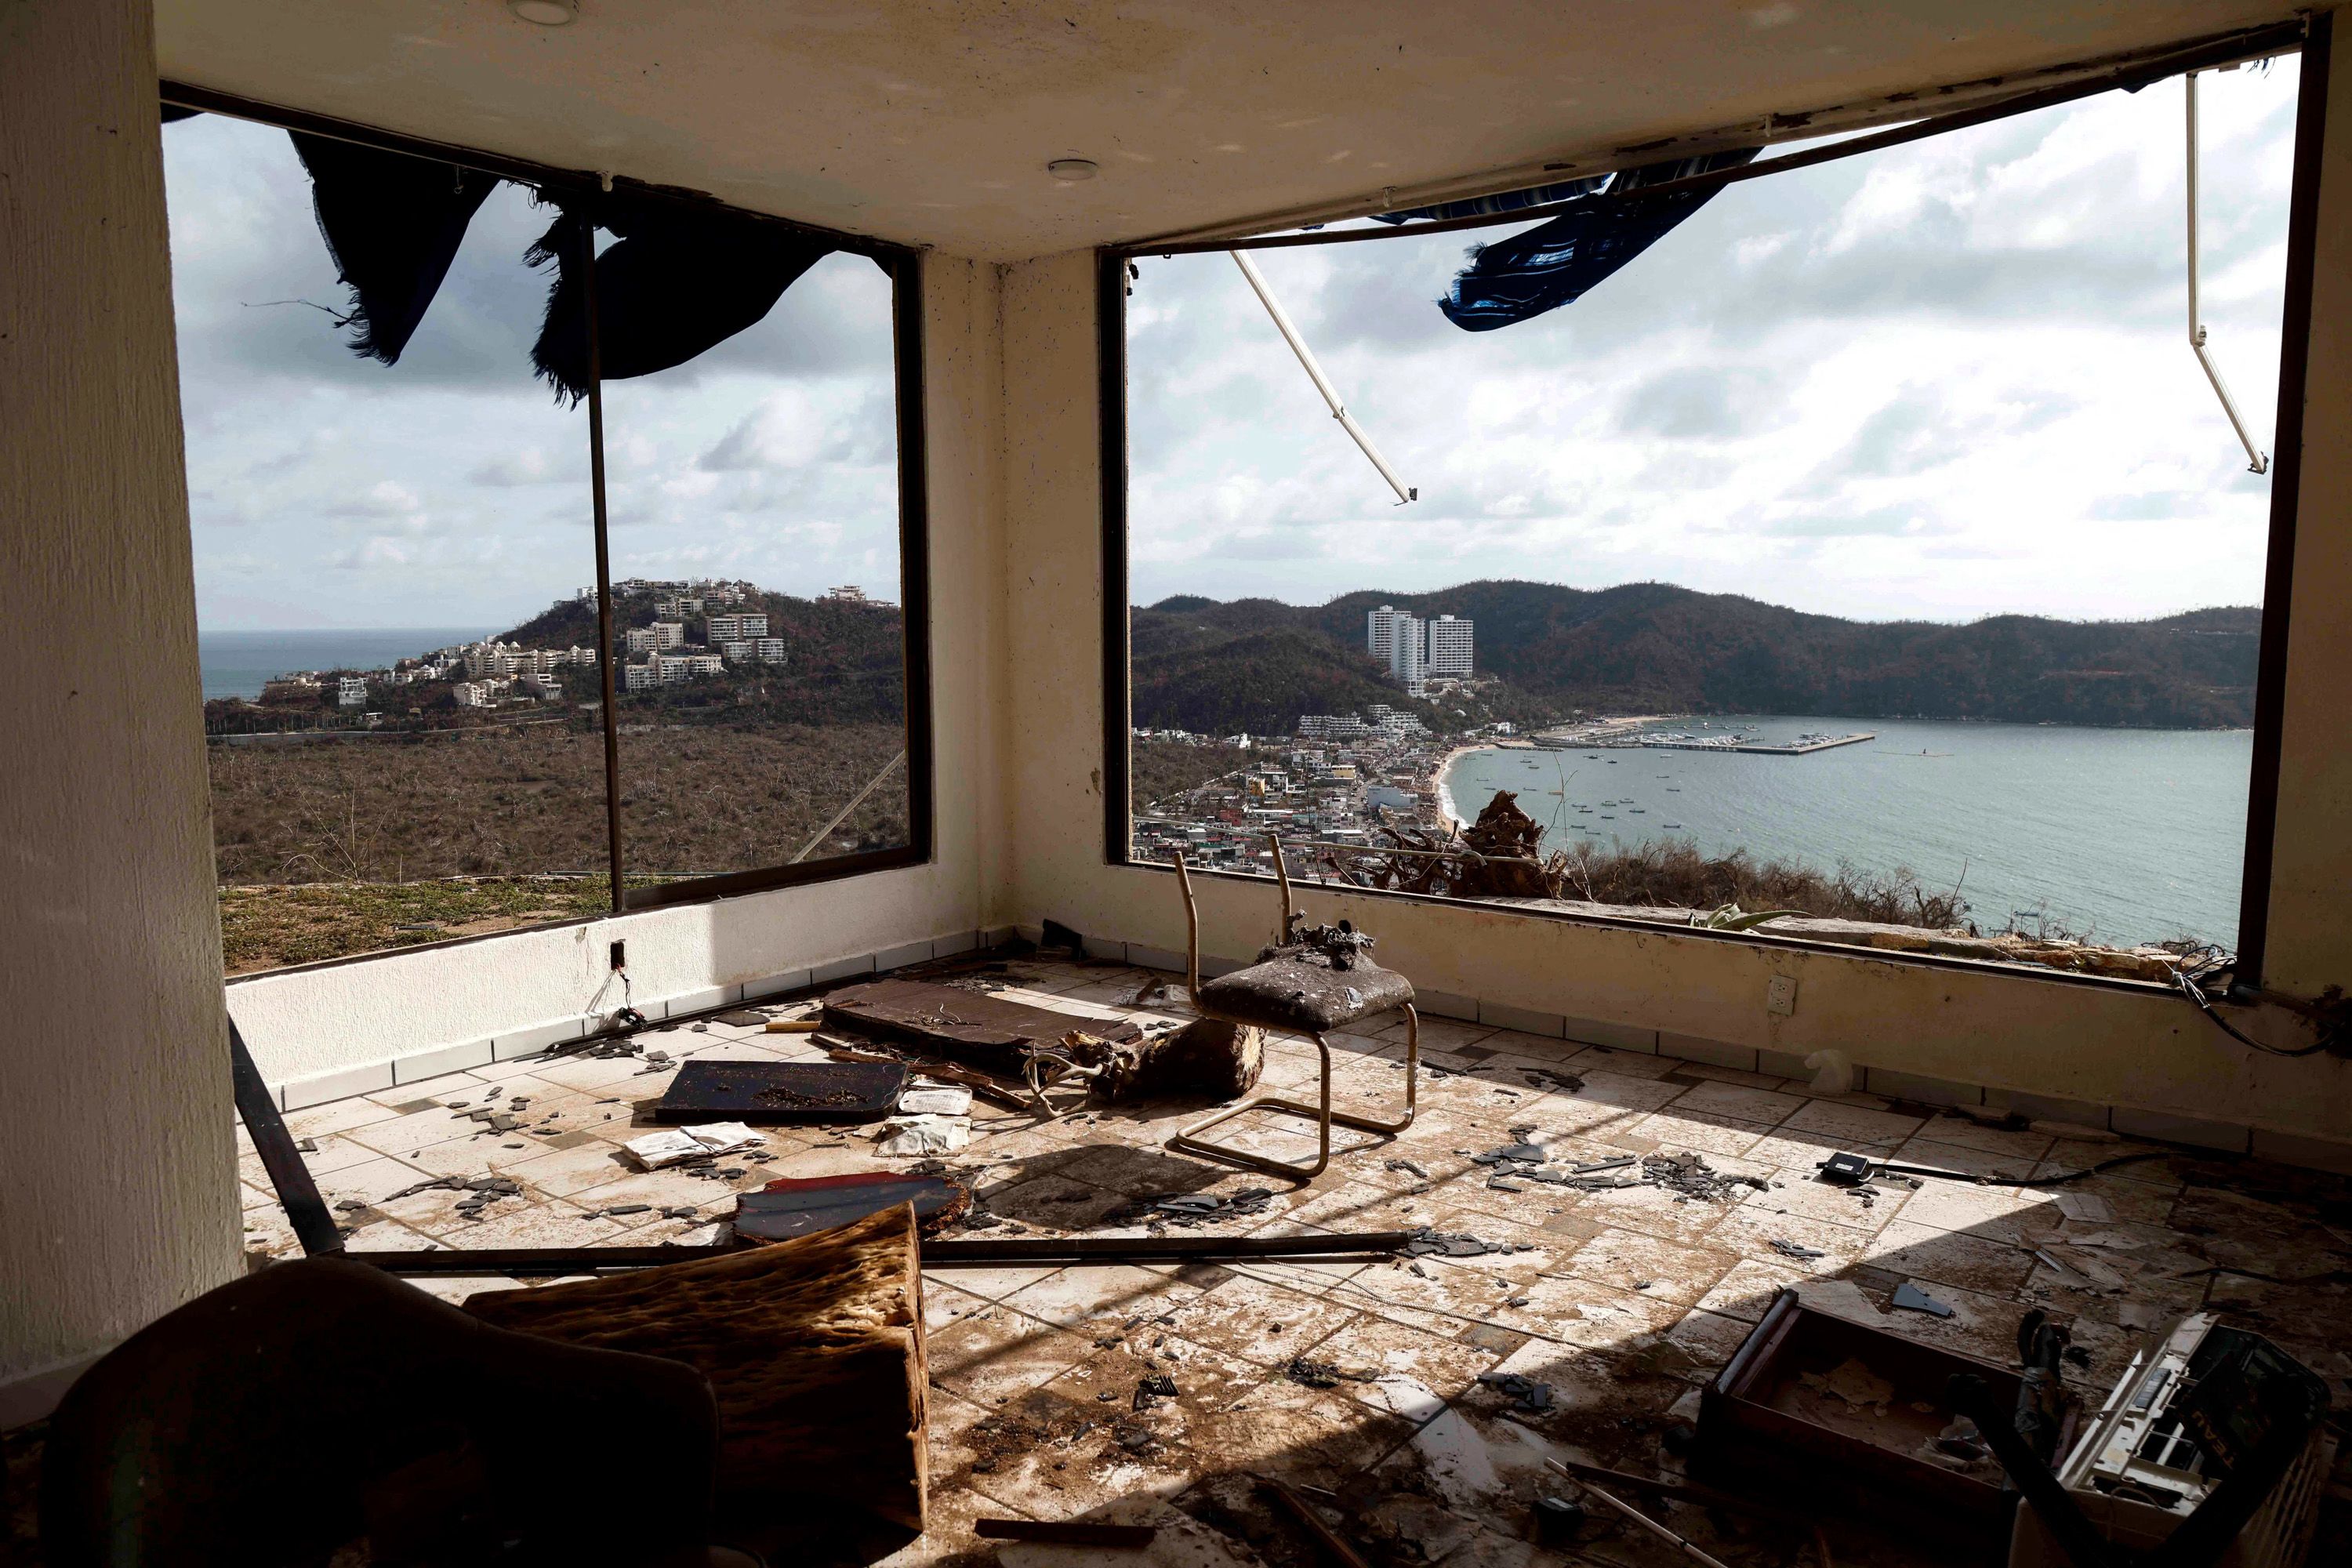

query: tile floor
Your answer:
[226,951,2352,1567]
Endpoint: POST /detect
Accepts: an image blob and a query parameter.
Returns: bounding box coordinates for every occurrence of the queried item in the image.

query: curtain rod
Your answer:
[156,79,918,264]
[1127,19,2306,258]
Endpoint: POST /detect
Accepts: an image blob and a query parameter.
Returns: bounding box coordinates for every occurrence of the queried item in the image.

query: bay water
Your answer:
[199,628,491,701]
[1441,715,2250,948]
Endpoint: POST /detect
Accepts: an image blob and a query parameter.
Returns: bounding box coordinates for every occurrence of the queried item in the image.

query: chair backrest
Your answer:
[1171,830,1298,998]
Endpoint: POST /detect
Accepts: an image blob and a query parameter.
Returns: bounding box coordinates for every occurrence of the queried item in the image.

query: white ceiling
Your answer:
[157,2,2307,260]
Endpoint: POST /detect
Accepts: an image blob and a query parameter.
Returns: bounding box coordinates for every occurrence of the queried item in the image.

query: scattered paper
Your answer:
[874,1113,971,1156]
[2054,1191,2114,1223]
[897,1079,974,1116]
[622,1121,766,1169]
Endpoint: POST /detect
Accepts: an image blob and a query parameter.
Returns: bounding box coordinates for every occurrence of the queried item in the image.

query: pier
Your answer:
[1621,731,1877,755]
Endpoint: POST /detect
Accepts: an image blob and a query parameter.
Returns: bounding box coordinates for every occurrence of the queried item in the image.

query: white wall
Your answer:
[0,0,242,1409]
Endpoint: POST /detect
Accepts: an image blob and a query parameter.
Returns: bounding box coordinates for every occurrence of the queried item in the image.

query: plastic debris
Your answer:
[1890,1281,1956,1317]
[1771,1238,1828,1260]
[1477,1370,1555,1412]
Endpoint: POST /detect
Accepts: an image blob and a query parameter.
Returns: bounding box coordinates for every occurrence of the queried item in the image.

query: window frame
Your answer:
[167,82,935,960]
[1095,21,2328,996]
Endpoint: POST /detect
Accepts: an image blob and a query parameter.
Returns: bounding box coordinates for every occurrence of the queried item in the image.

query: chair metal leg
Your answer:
[1166,1004,1420,1181]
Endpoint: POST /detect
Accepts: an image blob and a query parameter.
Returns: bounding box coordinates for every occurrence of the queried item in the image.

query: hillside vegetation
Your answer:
[1130,581,2258,735]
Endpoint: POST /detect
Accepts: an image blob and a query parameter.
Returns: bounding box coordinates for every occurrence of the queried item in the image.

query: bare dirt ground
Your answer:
[209,720,909,971]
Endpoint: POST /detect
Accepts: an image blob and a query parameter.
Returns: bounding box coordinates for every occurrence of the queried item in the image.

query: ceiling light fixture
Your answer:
[1047,158,1099,183]
[508,0,578,25]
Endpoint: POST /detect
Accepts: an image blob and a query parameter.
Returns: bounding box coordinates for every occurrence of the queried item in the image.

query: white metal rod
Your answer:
[1544,1462,1733,1568]
[1229,249,1417,504]
[2187,71,2270,474]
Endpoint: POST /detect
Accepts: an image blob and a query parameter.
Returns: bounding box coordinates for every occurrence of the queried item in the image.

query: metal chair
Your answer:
[1165,834,1418,1180]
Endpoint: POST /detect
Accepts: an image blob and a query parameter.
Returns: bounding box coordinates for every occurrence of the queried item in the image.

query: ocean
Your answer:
[199,628,492,700]
[1440,715,2252,949]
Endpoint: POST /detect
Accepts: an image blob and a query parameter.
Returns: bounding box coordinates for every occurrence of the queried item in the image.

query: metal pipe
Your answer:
[1544,1462,1733,1568]
[1268,829,1298,937]
[347,1231,1417,1276]
[1173,851,1202,1000]
[1229,249,1417,504]
[2187,71,2270,474]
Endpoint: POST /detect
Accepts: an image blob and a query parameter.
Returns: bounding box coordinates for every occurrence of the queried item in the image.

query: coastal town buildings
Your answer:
[707,612,768,643]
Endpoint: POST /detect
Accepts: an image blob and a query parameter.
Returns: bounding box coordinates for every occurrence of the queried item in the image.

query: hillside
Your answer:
[502,587,907,728]
[1130,581,2259,735]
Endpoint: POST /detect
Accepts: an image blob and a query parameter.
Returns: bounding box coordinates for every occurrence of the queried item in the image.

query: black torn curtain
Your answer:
[525,199,833,404]
[1436,147,1762,331]
[289,132,500,365]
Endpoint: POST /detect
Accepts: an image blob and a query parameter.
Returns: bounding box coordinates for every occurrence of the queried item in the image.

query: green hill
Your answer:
[500,586,907,728]
[1129,581,2259,735]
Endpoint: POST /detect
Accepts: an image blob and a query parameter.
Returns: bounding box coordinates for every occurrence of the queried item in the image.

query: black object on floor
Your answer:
[655,1058,906,1124]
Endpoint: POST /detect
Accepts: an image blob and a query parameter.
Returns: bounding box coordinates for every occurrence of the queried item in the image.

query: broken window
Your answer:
[597,218,914,887]
[1111,58,2301,978]
[166,106,928,973]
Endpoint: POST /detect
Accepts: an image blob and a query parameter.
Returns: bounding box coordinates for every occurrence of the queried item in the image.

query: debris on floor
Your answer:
[895,1077,974,1116]
[873,1112,971,1156]
[229,952,2352,1568]
[622,1121,764,1170]
[655,1058,906,1124]
[1803,1357,1896,1410]
[733,1171,971,1240]
[1889,1281,1955,1317]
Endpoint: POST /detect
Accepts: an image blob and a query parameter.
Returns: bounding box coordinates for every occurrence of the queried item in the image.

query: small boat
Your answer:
[1662,822,1682,829]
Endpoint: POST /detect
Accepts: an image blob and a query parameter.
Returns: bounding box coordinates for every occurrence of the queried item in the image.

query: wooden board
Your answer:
[466,1204,927,1536]
[822,978,1140,1073]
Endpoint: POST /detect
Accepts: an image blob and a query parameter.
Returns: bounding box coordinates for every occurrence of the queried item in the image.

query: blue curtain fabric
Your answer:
[1417,148,1760,331]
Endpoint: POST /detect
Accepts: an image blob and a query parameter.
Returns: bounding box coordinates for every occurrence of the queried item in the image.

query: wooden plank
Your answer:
[822,978,1138,1073]
[466,1204,927,1535]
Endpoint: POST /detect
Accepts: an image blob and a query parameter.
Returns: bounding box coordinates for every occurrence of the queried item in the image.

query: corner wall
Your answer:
[0,0,241,1409]
[996,235,2352,1158]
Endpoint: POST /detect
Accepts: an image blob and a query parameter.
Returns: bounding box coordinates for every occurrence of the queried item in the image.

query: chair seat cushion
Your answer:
[1196,952,1414,1034]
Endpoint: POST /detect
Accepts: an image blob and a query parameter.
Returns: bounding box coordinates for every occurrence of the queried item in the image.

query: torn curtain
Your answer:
[527,201,833,404]
[289,132,501,365]
[1432,148,1761,331]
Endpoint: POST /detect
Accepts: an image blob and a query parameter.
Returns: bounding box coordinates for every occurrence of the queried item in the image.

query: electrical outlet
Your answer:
[1766,975,1798,1017]
[609,939,626,971]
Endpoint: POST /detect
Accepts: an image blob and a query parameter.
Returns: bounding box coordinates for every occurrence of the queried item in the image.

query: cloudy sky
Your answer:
[164,114,900,633]
[1129,61,2297,623]
[167,60,2296,636]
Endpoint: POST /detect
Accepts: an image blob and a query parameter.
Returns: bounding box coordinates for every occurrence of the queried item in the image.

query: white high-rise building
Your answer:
[1387,613,1425,690]
[1367,605,1409,665]
[1427,615,1473,677]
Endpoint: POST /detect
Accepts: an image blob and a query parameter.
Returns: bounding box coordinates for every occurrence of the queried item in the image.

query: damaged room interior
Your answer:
[14,3,2352,1566]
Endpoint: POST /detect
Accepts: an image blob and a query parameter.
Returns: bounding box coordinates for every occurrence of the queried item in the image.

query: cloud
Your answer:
[1121,64,2294,622]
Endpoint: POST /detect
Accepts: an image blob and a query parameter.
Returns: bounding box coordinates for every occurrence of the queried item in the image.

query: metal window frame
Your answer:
[165,82,935,953]
[1095,25,2329,993]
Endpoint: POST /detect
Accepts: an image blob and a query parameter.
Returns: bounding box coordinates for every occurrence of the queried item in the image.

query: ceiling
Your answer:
[157,2,2308,261]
